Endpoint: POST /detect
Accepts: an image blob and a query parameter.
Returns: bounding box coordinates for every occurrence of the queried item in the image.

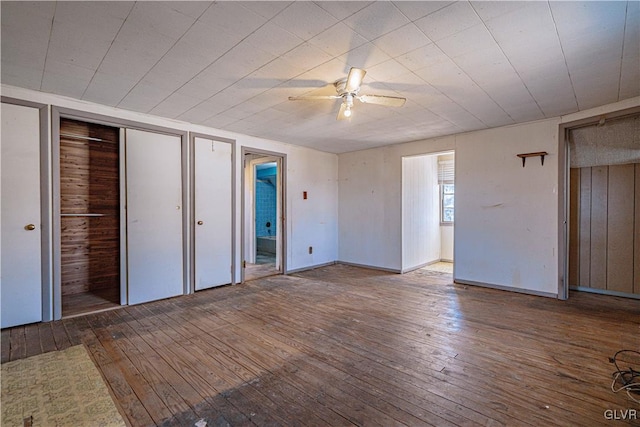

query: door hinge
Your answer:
[243,260,246,268]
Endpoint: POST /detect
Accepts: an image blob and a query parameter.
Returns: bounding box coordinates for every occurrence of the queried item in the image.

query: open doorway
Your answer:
[402,151,455,275]
[242,150,285,282]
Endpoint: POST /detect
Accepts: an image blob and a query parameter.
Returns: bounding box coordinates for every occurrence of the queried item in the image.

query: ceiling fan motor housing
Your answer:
[334,78,359,96]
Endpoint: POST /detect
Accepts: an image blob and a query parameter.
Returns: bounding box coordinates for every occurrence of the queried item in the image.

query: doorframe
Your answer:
[241,147,287,283]
[558,105,640,300]
[51,107,189,320]
[1,97,51,322]
[189,132,237,291]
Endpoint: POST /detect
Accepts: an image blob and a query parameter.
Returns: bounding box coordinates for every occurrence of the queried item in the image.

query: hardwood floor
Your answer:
[2,264,639,426]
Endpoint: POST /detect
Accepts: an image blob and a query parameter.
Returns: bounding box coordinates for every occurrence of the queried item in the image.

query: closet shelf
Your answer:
[60,213,108,217]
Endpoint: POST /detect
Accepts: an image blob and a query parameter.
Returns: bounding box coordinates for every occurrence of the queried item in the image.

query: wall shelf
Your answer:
[517,151,548,167]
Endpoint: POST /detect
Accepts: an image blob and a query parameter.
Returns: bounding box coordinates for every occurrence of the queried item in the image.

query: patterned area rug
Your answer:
[2,345,126,427]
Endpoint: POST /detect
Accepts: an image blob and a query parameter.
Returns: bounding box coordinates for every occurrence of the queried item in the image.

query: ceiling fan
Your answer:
[288,67,406,121]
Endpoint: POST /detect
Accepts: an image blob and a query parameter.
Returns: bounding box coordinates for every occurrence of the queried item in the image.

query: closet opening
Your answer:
[567,113,640,299]
[60,118,122,317]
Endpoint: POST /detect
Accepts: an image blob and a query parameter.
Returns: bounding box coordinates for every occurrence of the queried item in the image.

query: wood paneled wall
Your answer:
[569,163,640,295]
[60,119,120,296]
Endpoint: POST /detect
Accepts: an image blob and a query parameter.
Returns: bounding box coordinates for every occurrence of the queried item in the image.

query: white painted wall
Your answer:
[2,85,339,292]
[339,96,640,295]
[401,155,440,272]
[285,146,338,271]
[338,148,402,270]
[339,121,562,293]
[339,138,455,271]
[440,226,454,262]
[454,120,561,295]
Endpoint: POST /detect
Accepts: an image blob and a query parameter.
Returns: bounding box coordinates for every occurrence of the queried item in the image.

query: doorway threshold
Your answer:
[244,263,280,282]
[62,289,122,319]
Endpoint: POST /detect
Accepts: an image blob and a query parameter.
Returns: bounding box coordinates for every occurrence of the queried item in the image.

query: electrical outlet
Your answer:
[308,246,313,254]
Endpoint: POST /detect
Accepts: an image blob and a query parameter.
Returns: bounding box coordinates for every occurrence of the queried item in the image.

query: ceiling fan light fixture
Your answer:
[287,67,406,121]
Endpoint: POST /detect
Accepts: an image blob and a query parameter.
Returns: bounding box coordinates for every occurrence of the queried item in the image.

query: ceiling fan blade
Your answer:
[344,67,366,93]
[288,95,341,101]
[358,94,406,107]
[336,102,351,121]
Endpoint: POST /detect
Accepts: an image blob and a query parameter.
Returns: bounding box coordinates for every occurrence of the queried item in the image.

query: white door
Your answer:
[1,103,42,328]
[126,129,183,305]
[194,137,232,290]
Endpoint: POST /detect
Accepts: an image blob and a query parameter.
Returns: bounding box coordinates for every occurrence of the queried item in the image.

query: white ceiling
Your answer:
[2,1,638,153]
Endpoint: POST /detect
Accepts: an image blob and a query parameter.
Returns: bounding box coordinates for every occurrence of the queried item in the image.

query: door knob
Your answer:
[197,220,204,225]
[25,224,36,231]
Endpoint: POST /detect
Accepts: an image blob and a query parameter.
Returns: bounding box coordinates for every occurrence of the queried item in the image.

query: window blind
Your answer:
[438,159,454,184]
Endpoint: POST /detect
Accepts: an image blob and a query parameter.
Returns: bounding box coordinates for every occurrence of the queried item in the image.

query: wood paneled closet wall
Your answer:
[569,163,640,296]
[60,119,120,315]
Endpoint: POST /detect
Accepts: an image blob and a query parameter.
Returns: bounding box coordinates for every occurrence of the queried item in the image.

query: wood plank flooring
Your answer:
[3,264,639,426]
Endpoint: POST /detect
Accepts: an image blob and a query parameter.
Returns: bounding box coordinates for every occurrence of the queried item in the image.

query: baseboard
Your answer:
[337,261,401,274]
[286,261,336,274]
[401,259,440,274]
[454,278,558,298]
[570,286,640,300]
[440,258,453,263]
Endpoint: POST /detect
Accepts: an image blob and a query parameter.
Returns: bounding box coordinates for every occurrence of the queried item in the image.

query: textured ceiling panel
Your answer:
[414,2,480,42]
[371,23,432,58]
[392,1,454,21]
[315,1,372,20]
[270,2,338,41]
[550,1,627,109]
[480,2,578,118]
[0,2,55,89]
[1,1,636,153]
[619,0,640,100]
[41,59,95,98]
[343,2,410,40]
[309,22,368,57]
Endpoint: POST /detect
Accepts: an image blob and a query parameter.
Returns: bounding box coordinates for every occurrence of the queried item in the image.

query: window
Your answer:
[441,184,454,223]
[438,156,454,224]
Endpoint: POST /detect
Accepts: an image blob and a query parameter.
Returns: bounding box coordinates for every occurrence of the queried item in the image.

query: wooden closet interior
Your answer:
[567,113,640,298]
[60,118,121,317]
